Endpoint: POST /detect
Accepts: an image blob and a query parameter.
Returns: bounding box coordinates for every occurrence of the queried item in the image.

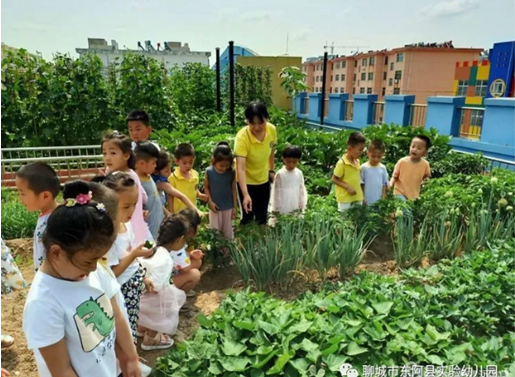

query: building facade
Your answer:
[76,38,211,74]
[303,44,483,103]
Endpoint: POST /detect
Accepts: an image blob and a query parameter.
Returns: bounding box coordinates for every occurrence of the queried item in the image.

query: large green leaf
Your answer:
[346,342,368,356]
[219,356,250,372]
[222,339,247,356]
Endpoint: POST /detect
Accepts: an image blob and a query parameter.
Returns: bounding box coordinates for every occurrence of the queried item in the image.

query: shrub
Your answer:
[1,190,38,239]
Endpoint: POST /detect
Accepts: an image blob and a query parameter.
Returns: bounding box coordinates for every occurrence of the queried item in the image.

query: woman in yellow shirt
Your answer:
[234,102,277,225]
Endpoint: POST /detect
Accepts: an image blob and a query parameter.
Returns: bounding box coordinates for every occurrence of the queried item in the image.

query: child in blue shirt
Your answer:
[360,140,389,205]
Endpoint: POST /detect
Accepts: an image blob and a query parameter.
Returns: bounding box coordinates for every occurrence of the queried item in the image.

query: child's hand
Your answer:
[143,210,149,221]
[231,208,236,219]
[190,249,204,260]
[131,243,154,258]
[422,177,430,184]
[198,193,209,202]
[209,200,219,213]
[120,358,141,377]
[346,187,357,196]
[144,277,155,293]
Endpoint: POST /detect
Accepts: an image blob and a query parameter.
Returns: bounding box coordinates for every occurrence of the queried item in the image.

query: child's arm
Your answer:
[272,172,282,213]
[204,172,219,212]
[39,340,78,377]
[423,162,431,183]
[382,166,389,198]
[360,168,366,205]
[332,175,357,195]
[112,297,140,377]
[110,243,153,277]
[232,172,238,218]
[197,189,208,202]
[157,181,197,213]
[299,171,308,211]
[390,160,401,187]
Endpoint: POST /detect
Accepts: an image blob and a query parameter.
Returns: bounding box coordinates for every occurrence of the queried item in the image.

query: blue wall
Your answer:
[486,41,515,99]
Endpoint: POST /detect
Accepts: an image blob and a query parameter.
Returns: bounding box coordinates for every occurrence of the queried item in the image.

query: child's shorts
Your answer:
[338,201,363,212]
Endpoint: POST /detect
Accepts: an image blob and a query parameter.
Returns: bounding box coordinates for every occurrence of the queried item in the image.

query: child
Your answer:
[168,143,208,214]
[332,131,366,212]
[204,142,237,239]
[98,172,159,346]
[23,180,140,377]
[391,135,431,200]
[361,140,389,205]
[102,131,151,244]
[1,238,28,294]
[126,110,160,151]
[134,142,168,239]
[138,215,187,350]
[16,162,60,272]
[270,145,308,215]
[174,208,203,296]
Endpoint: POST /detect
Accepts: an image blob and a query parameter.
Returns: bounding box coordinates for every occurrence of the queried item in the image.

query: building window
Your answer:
[362,58,367,66]
[335,62,340,69]
[470,109,484,127]
[396,53,404,62]
[330,87,333,93]
[335,87,339,93]
[475,80,487,97]
[353,87,356,94]
[383,72,387,80]
[393,88,400,94]
[390,62,394,71]
[341,88,344,93]
[367,88,372,94]
[342,61,347,68]
[456,80,468,96]
[330,75,333,81]
[360,88,365,94]
[369,57,375,65]
[354,60,357,67]
[335,74,340,81]
[368,72,374,80]
[361,73,366,80]
[384,56,388,65]
[490,79,506,97]
[353,74,356,81]
[316,76,320,82]
[389,78,393,87]
[342,74,346,81]
[382,87,386,96]
[395,70,402,80]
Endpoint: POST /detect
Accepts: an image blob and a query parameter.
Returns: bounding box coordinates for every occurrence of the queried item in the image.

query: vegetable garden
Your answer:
[1,50,514,376]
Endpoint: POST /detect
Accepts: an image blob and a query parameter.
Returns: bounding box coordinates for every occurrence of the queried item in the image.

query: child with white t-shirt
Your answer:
[98,172,163,349]
[23,180,140,377]
[15,162,60,272]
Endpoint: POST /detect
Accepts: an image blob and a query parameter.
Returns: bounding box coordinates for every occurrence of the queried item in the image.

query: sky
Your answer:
[2,0,515,63]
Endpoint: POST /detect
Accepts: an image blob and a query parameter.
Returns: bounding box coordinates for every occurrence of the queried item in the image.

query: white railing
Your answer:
[1,145,104,187]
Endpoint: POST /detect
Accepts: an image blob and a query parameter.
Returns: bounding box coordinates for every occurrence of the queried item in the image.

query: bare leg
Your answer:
[173,269,201,293]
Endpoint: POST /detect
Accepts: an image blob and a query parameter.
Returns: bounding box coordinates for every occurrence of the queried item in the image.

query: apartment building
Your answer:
[303,44,483,103]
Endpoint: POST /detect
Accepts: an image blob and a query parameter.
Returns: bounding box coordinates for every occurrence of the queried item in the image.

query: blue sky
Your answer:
[2,0,514,62]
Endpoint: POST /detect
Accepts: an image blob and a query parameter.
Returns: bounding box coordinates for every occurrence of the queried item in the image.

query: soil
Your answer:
[1,237,398,375]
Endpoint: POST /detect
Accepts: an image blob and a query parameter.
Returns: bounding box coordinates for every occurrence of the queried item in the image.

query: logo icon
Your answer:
[340,363,358,377]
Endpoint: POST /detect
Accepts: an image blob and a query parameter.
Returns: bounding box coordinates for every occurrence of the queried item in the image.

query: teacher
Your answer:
[235,101,277,225]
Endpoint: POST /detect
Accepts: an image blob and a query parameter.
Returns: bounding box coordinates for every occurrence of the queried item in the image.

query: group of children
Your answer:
[14,108,431,377]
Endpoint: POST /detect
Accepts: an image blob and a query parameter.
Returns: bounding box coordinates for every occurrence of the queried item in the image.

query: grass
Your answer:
[1,189,38,239]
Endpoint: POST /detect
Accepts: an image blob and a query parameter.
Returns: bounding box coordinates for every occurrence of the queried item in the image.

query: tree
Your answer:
[279,66,309,113]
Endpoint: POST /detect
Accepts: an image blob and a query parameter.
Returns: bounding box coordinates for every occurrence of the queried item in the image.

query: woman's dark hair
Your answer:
[157,214,189,246]
[43,180,116,260]
[282,145,302,159]
[101,131,136,170]
[88,182,119,224]
[245,101,269,124]
[156,150,172,172]
[179,208,201,232]
[99,171,136,193]
[212,142,234,165]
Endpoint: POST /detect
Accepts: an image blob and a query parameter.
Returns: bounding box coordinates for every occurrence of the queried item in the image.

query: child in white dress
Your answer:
[270,146,308,216]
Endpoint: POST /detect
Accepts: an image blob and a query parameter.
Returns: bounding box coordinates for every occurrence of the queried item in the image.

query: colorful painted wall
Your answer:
[486,41,515,99]
[453,60,490,106]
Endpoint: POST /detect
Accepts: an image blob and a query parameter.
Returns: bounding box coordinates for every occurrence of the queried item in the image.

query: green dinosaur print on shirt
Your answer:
[76,296,114,337]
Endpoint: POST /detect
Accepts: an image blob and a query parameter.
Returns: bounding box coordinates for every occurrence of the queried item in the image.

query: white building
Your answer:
[76,38,211,73]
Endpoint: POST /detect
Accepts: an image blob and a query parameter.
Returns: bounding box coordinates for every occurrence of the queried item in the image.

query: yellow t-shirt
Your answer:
[234,123,277,185]
[392,156,431,200]
[333,155,363,203]
[168,168,199,213]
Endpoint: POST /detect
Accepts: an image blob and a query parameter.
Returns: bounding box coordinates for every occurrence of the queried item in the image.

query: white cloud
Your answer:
[420,0,479,18]
[291,29,313,42]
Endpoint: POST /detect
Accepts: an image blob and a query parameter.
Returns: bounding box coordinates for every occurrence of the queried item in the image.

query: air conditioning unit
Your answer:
[394,79,399,84]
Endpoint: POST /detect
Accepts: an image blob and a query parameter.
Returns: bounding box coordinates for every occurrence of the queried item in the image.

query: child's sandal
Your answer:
[141,333,174,351]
